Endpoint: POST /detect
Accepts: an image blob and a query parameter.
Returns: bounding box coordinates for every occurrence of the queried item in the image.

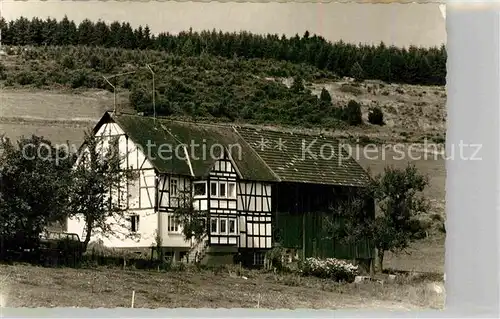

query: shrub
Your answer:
[291,75,305,93]
[0,62,6,80]
[343,100,363,126]
[70,70,88,89]
[319,87,332,105]
[61,55,75,69]
[368,106,384,125]
[16,71,36,85]
[339,84,362,96]
[298,257,358,283]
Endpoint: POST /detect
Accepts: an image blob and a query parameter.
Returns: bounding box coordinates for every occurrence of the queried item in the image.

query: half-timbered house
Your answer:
[67,111,374,267]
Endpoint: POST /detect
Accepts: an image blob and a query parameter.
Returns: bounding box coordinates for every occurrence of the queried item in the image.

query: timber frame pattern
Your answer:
[83,111,374,266]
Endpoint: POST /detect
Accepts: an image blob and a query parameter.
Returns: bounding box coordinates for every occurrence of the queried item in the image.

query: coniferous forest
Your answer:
[0,16,446,86]
[0,16,446,128]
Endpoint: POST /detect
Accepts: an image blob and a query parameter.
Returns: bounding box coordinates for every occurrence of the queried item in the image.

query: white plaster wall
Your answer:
[67,208,157,248]
[159,212,191,248]
[157,174,192,248]
[237,182,272,249]
[67,121,159,249]
[237,182,271,212]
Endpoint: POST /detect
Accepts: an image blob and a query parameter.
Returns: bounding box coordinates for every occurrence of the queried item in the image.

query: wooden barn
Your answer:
[67,111,375,267]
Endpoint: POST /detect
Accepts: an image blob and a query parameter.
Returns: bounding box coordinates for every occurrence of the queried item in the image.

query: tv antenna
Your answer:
[0,0,4,55]
[146,63,156,127]
[102,71,136,114]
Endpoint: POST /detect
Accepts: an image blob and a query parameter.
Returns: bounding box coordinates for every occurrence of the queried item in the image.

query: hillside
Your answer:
[0,18,447,311]
[0,46,446,145]
[0,17,446,146]
[0,22,447,239]
[1,16,446,86]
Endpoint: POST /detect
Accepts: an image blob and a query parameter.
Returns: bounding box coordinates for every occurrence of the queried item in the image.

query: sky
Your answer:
[2,1,446,48]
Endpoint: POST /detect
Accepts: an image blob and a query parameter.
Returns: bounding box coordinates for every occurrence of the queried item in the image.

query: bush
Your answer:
[61,55,75,69]
[0,62,6,80]
[298,257,359,283]
[70,70,88,88]
[368,106,384,125]
[16,71,36,85]
[343,100,363,126]
[339,84,363,96]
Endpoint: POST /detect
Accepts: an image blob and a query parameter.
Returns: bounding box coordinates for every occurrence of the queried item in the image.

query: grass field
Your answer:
[0,261,444,310]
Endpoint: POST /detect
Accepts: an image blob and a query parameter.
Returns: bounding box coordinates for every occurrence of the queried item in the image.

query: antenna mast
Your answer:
[102,71,136,114]
[0,0,3,54]
[102,76,116,113]
[146,64,156,127]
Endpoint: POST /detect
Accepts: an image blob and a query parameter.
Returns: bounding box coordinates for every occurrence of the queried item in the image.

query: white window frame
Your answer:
[219,182,227,198]
[228,182,236,199]
[210,217,218,234]
[210,181,218,197]
[228,218,236,234]
[167,214,180,233]
[170,178,178,198]
[193,181,207,198]
[130,214,140,232]
[253,251,265,266]
[219,218,227,234]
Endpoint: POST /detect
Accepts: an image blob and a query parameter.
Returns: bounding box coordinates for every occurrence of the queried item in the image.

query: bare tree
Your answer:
[68,130,139,251]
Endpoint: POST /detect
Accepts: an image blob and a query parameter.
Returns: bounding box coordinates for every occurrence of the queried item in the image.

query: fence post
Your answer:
[302,213,306,260]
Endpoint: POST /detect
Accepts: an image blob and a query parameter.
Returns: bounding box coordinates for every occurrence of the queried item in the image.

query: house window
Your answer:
[229,219,236,234]
[210,182,217,197]
[168,215,179,233]
[253,252,265,266]
[193,182,207,197]
[228,182,236,199]
[210,218,218,233]
[220,219,227,234]
[130,215,140,232]
[219,182,227,198]
[170,178,178,197]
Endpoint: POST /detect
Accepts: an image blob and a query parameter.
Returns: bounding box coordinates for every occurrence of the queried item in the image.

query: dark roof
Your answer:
[112,113,277,182]
[102,112,370,187]
[112,113,192,176]
[235,127,371,187]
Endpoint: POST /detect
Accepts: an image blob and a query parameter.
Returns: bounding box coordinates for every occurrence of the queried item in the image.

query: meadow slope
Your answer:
[0,263,445,309]
[0,52,447,306]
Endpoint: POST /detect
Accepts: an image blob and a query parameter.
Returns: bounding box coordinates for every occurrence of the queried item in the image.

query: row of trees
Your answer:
[0,16,446,85]
[1,132,430,271]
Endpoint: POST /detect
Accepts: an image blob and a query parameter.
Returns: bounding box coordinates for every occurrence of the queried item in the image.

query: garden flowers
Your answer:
[299,257,359,282]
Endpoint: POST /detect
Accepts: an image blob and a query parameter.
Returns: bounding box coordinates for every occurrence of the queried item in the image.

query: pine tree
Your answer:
[134,26,144,49]
[77,19,95,46]
[55,16,77,45]
[108,21,122,47]
[343,100,363,126]
[94,20,111,47]
[319,87,332,109]
[350,61,365,82]
[143,25,152,49]
[291,75,305,93]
